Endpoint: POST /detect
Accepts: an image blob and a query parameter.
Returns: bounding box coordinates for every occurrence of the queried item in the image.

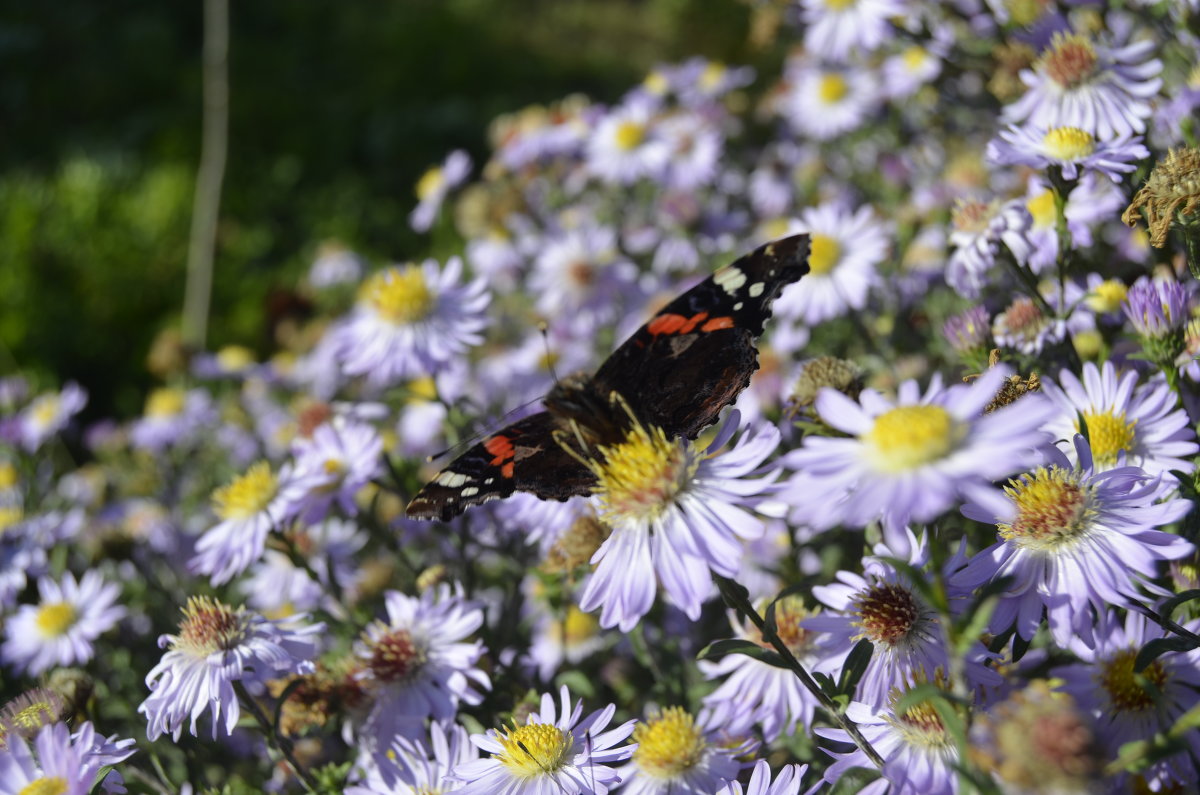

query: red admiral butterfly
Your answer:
[406,234,811,521]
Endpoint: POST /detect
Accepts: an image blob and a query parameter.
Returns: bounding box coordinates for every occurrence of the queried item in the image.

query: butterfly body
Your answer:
[405,234,811,521]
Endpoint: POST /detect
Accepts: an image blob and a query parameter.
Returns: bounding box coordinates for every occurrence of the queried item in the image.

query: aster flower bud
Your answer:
[943,305,993,368]
[1123,147,1200,277]
[0,688,67,748]
[790,355,863,410]
[1122,278,1189,368]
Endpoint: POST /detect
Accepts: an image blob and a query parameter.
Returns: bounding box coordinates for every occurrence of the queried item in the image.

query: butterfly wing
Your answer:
[591,234,810,438]
[405,411,597,521]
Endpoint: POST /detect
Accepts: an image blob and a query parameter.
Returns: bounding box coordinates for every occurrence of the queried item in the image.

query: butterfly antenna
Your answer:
[516,740,568,794]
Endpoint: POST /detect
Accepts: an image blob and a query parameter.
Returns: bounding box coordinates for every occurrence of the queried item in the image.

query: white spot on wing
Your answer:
[435,471,469,488]
[733,302,743,311]
[713,266,747,295]
[748,282,765,298]
[460,486,479,497]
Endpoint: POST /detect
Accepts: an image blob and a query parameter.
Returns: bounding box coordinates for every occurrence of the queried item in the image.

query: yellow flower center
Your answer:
[8,699,60,734]
[1039,33,1098,88]
[823,0,857,10]
[855,583,922,647]
[1077,411,1137,468]
[408,376,439,401]
[808,234,841,275]
[864,405,962,472]
[1026,189,1057,229]
[212,461,278,521]
[563,606,600,646]
[902,46,927,71]
[1099,648,1168,713]
[614,120,646,151]
[146,387,186,418]
[362,265,435,325]
[699,62,727,91]
[175,596,244,655]
[632,707,706,778]
[19,778,69,795]
[35,602,76,637]
[0,505,22,534]
[818,73,849,104]
[1042,127,1095,161]
[216,345,255,372]
[590,420,698,524]
[0,461,17,489]
[760,595,817,657]
[416,166,444,201]
[1086,279,1128,314]
[31,396,60,429]
[497,722,573,777]
[889,694,953,751]
[643,70,670,96]
[999,467,1093,550]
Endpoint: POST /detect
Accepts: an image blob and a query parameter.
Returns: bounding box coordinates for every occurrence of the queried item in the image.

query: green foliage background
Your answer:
[0,0,758,419]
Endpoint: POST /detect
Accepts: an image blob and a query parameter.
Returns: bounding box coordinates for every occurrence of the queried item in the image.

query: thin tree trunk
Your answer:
[182,0,229,351]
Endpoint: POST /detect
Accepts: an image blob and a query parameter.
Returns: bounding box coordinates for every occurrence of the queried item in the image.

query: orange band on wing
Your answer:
[700,316,734,331]
[484,435,515,465]
[648,312,712,336]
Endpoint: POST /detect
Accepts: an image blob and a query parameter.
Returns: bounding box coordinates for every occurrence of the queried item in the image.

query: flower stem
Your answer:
[713,574,885,769]
[235,681,319,793]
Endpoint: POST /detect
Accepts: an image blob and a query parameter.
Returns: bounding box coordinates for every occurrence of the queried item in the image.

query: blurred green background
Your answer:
[0,0,759,419]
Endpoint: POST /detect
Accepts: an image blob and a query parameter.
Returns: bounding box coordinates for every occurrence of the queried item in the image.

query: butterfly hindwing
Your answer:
[592,234,810,437]
[405,411,597,521]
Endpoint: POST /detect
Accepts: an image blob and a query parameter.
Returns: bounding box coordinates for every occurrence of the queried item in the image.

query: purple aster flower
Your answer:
[190,461,305,585]
[659,111,723,191]
[778,61,880,141]
[129,387,216,453]
[348,722,478,795]
[0,721,135,795]
[1,571,124,676]
[409,150,471,233]
[954,435,1193,648]
[699,595,825,741]
[987,123,1149,182]
[946,198,1034,298]
[451,685,636,795]
[529,224,642,326]
[806,535,1000,709]
[16,382,87,452]
[309,243,365,288]
[1122,277,1190,338]
[716,760,809,795]
[585,98,671,185]
[1040,361,1199,475]
[800,0,907,62]
[1004,30,1163,139]
[942,305,993,357]
[882,40,945,99]
[1023,173,1126,274]
[992,295,1065,355]
[617,706,745,794]
[353,584,489,744]
[1053,610,1200,790]
[818,689,960,795]
[782,367,1055,552]
[578,412,781,631]
[290,417,383,523]
[334,257,489,389]
[772,203,888,325]
[140,596,322,741]
[527,603,607,682]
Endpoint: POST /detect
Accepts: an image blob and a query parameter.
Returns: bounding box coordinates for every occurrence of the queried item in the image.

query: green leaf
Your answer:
[838,638,873,695]
[1135,636,1199,672]
[696,639,788,669]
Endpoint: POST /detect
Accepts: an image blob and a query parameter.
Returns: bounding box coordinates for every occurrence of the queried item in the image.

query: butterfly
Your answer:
[405,234,810,521]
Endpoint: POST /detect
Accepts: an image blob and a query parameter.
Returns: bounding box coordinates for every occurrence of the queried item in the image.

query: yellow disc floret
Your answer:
[614,120,646,151]
[496,722,573,777]
[1042,127,1095,161]
[1099,648,1167,713]
[212,461,278,521]
[35,602,76,637]
[999,467,1093,550]
[818,73,849,104]
[591,419,698,524]
[19,777,70,795]
[363,265,435,326]
[1026,190,1057,229]
[145,387,186,418]
[1077,411,1136,468]
[416,166,445,201]
[1085,279,1128,314]
[808,234,842,275]
[632,707,706,778]
[865,405,962,473]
